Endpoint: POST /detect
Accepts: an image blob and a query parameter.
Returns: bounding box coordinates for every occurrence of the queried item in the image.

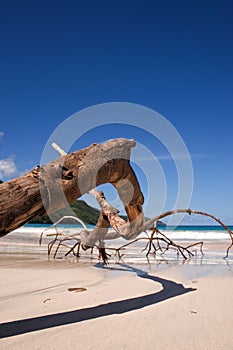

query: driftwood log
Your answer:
[42,141,233,262]
[0,138,144,237]
[1,137,233,263]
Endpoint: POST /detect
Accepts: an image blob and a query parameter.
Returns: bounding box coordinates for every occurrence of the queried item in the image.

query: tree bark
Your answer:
[0,138,144,237]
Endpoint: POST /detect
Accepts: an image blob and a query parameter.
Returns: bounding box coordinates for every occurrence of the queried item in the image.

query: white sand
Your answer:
[0,231,233,349]
[0,253,233,350]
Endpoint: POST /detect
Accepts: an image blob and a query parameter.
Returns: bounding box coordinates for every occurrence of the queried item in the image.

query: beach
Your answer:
[0,228,233,349]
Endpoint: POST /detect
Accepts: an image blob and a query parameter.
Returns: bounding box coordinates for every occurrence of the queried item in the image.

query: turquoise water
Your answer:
[25,224,233,231]
[4,223,233,265]
[160,225,233,232]
[22,223,233,241]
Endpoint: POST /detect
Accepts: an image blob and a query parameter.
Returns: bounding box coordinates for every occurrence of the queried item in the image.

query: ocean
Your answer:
[157,225,233,240]
[21,223,233,241]
[0,224,232,266]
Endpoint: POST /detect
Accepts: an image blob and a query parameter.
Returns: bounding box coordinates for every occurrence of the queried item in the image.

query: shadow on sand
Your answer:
[0,264,195,339]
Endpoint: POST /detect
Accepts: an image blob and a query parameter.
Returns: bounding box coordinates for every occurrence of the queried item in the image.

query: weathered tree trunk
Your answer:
[0,138,144,237]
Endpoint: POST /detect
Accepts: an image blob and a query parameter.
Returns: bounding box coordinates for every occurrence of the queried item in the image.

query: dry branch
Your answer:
[145,209,233,259]
[41,204,233,264]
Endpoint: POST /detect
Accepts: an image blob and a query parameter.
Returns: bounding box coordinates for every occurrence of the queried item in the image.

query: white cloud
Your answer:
[156,153,211,161]
[133,150,212,162]
[0,131,4,139]
[132,142,213,162]
[0,157,18,179]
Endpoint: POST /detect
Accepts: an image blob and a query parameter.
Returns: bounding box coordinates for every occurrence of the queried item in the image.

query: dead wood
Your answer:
[1,137,232,264]
[0,138,144,237]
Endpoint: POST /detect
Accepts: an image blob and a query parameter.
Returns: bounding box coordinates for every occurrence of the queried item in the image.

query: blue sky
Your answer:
[0,0,233,224]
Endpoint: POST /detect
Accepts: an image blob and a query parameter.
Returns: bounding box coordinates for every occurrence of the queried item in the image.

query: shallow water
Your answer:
[0,225,233,270]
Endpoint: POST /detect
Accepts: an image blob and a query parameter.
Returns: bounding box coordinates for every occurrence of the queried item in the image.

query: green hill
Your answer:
[29,199,166,227]
[29,200,101,225]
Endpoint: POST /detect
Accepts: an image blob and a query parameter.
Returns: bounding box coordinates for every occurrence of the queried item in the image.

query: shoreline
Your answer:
[1,232,233,349]
[1,226,233,264]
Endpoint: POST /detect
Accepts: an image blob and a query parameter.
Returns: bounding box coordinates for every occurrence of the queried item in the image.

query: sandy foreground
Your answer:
[0,239,233,350]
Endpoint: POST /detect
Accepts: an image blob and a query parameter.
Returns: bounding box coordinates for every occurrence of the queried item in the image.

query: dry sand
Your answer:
[0,240,233,349]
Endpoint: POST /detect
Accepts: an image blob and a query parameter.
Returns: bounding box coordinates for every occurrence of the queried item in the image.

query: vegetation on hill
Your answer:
[29,199,166,226]
[29,200,101,225]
